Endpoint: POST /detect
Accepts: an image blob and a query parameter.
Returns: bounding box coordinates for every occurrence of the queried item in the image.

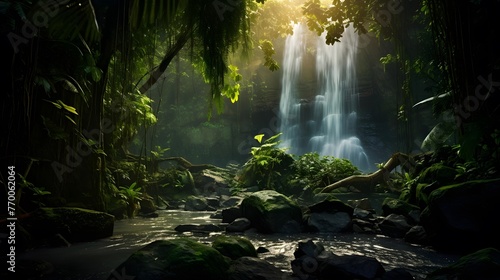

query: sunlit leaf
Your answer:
[254,134,265,143]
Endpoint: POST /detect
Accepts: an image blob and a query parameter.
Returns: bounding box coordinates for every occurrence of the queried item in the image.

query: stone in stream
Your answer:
[240,190,303,233]
[184,195,210,211]
[306,212,352,233]
[378,213,412,238]
[174,224,223,233]
[107,238,230,280]
[291,239,386,279]
[226,217,251,232]
[222,206,243,223]
[212,235,257,260]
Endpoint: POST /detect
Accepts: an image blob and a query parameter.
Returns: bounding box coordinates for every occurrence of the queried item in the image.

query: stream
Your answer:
[18,209,460,280]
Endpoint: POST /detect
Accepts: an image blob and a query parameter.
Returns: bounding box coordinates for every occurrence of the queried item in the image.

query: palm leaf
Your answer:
[44,0,100,43]
[128,0,185,29]
[413,92,451,108]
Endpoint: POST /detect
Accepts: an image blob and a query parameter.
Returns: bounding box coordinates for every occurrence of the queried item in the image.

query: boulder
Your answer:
[420,179,500,252]
[378,214,412,238]
[184,196,210,211]
[381,198,420,222]
[292,244,385,280]
[226,217,252,232]
[206,197,220,208]
[418,163,457,185]
[353,208,375,220]
[22,207,114,242]
[222,207,243,223]
[107,238,230,280]
[212,235,257,259]
[318,254,386,279]
[307,212,352,233]
[293,239,326,259]
[221,196,243,208]
[426,247,500,280]
[308,198,354,216]
[241,190,302,233]
[404,225,429,245]
[139,197,157,214]
[347,198,374,211]
[107,196,127,220]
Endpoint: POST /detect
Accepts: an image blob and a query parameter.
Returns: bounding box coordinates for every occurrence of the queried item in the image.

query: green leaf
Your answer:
[254,134,265,143]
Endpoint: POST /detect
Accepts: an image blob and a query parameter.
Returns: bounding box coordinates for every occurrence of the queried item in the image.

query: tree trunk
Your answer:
[320,153,416,193]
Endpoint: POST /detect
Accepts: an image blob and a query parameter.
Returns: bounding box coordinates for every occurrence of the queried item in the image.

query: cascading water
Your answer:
[279,23,370,171]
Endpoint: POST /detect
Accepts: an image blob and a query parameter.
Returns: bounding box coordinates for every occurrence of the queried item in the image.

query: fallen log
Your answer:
[320,152,416,193]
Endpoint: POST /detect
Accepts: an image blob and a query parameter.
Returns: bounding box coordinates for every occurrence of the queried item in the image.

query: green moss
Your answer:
[428,178,500,203]
[382,198,420,216]
[419,163,457,185]
[124,238,230,280]
[241,190,303,233]
[427,248,500,279]
[212,236,257,259]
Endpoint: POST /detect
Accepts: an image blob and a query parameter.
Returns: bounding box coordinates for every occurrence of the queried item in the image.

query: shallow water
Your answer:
[18,210,459,280]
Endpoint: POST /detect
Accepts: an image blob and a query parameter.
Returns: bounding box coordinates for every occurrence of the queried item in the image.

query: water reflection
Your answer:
[19,210,458,280]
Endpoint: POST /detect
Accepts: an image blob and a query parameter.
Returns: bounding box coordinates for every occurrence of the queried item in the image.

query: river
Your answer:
[17,209,460,280]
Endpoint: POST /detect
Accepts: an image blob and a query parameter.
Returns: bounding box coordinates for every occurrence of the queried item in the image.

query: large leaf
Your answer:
[421,121,456,151]
[129,0,185,29]
[413,92,451,108]
[45,0,100,43]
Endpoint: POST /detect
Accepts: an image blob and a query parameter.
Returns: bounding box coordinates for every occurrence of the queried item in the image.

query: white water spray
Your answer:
[279,23,370,171]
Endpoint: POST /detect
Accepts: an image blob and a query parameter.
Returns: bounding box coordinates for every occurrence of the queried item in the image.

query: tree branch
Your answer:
[320,152,416,193]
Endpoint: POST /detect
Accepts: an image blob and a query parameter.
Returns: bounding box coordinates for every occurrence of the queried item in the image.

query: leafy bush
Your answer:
[238,133,294,190]
[290,152,361,191]
[118,182,142,218]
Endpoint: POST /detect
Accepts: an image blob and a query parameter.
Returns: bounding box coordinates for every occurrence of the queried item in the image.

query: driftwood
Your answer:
[320,152,417,193]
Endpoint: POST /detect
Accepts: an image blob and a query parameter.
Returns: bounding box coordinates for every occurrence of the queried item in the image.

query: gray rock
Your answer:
[107,238,229,280]
[221,196,243,208]
[353,207,374,220]
[378,214,412,238]
[222,206,242,223]
[226,217,252,232]
[307,212,351,233]
[184,196,209,211]
[241,190,303,233]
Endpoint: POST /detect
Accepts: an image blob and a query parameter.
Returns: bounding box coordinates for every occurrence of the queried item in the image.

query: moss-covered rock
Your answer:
[420,179,500,253]
[419,163,457,185]
[22,207,114,242]
[382,198,420,217]
[212,235,257,260]
[107,196,127,220]
[108,238,230,280]
[426,247,500,279]
[308,197,354,215]
[241,190,303,233]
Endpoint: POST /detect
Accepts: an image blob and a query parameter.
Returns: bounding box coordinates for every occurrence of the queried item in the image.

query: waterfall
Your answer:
[278,23,370,171]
